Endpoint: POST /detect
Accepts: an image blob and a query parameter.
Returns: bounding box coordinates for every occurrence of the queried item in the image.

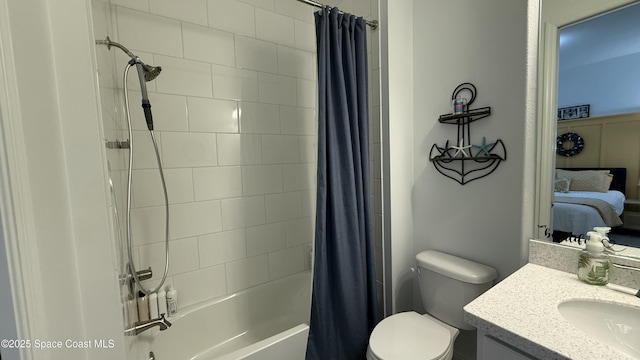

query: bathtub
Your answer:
[136,271,311,360]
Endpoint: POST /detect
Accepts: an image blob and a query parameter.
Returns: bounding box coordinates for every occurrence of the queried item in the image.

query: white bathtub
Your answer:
[135,271,311,360]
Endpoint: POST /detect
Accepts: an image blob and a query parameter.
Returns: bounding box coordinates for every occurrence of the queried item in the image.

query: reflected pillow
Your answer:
[554,178,571,193]
[555,169,611,193]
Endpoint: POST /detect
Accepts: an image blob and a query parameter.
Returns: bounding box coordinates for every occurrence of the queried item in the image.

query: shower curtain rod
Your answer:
[296,0,379,30]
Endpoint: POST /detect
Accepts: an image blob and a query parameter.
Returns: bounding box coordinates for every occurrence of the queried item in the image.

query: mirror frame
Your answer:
[535,0,638,240]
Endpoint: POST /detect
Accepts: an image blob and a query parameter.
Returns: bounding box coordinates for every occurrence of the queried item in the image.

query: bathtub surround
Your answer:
[95,0,322,314]
[306,7,379,360]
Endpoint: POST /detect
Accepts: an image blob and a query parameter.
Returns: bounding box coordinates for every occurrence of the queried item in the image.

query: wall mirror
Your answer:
[536,0,640,257]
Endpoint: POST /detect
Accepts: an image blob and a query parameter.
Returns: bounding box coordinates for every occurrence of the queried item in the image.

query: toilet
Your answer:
[367,250,497,360]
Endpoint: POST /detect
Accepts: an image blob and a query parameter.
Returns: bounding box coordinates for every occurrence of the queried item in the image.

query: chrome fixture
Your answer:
[295,0,378,29]
[612,263,640,297]
[613,262,640,272]
[96,37,170,297]
[119,265,152,297]
[124,314,172,336]
[96,36,161,131]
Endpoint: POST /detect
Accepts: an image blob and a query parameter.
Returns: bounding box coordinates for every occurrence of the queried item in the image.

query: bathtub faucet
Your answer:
[124,314,172,336]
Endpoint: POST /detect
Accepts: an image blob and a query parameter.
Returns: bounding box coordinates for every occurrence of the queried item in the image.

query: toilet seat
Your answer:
[368,311,454,360]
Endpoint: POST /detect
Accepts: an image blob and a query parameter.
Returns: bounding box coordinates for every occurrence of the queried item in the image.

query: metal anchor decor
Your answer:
[429,83,507,185]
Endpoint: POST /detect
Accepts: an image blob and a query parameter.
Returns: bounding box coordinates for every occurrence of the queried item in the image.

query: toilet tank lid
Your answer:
[416,250,498,284]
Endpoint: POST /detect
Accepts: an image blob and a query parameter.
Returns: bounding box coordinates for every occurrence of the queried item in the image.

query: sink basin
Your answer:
[558,300,640,359]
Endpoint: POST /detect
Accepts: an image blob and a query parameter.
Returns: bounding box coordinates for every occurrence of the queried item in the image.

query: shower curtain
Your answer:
[306,7,378,360]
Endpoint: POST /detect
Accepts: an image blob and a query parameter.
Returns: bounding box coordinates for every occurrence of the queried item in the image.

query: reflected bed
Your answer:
[552,168,626,240]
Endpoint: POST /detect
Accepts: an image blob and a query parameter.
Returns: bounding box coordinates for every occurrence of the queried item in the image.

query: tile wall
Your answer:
[93,0,381,317]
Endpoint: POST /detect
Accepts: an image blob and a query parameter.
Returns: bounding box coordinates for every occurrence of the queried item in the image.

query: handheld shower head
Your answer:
[142,63,162,82]
[96,37,161,131]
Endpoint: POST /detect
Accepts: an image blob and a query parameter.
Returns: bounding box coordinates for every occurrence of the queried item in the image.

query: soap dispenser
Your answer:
[577,231,610,285]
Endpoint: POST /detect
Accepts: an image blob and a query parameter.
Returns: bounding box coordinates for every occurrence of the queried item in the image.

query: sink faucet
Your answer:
[124,314,172,336]
[611,263,640,298]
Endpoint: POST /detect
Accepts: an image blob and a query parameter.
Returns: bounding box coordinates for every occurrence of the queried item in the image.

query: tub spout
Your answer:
[124,314,172,336]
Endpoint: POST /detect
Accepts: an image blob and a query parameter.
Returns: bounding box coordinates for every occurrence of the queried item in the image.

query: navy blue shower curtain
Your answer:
[305,7,379,360]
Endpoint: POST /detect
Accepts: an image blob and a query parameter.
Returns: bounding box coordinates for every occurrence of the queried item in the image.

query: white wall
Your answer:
[413,0,531,285]
[558,52,640,116]
[2,0,125,359]
[380,0,415,314]
[0,228,18,360]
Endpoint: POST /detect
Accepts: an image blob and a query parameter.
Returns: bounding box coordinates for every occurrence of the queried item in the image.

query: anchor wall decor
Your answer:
[429,83,507,185]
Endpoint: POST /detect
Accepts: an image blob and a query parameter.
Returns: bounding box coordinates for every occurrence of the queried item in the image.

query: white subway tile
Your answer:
[130,205,165,245]
[245,222,285,256]
[238,0,274,11]
[285,216,314,247]
[294,20,316,52]
[355,0,372,19]
[300,189,316,217]
[371,105,381,143]
[212,65,259,102]
[132,168,194,207]
[113,51,157,93]
[207,0,256,37]
[183,23,235,66]
[149,0,207,25]
[161,132,217,168]
[173,265,227,307]
[296,78,316,108]
[299,135,316,163]
[265,191,302,223]
[127,92,189,132]
[216,134,262,165]
[154,55,213,98]
[132,130,162,170]
[283,163,315,191]
[239,102,280,134]
[170,200,222,238]
[277,46,314,79]
[138,237,199,277]
[150,93,189,131]
[198,229,246,267]
[268,246,304,280]
[225,255,269,293]
[255,8,294,47]
[371,68,380,110]
[242,165,283,195]
[111,0,149,12]
[372,142,381,180]
[258,73,297,106]
[262,135,300,164]
[117,7,183,57]
[235,36,278,73]
[187,97,239,133]
[374,178,381,214]
[275,0,314,23]
[220,196,266,230]
[280,106,316,135]
[193,166,243,200]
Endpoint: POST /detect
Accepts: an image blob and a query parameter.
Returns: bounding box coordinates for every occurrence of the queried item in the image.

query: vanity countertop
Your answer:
[464,263,640,360]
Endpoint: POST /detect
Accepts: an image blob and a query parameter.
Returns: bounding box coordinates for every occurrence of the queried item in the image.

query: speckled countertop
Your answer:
[464,263,640,360]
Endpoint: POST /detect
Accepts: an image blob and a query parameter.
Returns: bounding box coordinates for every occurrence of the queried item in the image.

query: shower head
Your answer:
[95,37,161,131]
[141,63,162,82]
[95,37,162,81]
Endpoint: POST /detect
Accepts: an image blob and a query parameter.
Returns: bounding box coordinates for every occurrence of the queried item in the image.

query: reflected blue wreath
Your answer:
[556,132,584,157]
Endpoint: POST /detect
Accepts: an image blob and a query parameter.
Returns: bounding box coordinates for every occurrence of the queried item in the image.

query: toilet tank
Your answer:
[416,250,497,330]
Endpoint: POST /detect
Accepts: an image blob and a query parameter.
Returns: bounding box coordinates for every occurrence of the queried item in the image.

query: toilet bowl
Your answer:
[367,250,497,360]
[366,311,459,360]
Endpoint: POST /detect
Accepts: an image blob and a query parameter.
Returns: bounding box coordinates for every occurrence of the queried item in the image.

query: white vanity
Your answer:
[464,242,640,360]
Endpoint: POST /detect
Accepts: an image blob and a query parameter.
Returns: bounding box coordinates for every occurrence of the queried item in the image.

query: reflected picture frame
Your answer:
[557,104,590,121]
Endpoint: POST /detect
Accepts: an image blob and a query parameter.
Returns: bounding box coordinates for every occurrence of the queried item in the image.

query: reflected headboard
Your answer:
[558,167,627,194]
